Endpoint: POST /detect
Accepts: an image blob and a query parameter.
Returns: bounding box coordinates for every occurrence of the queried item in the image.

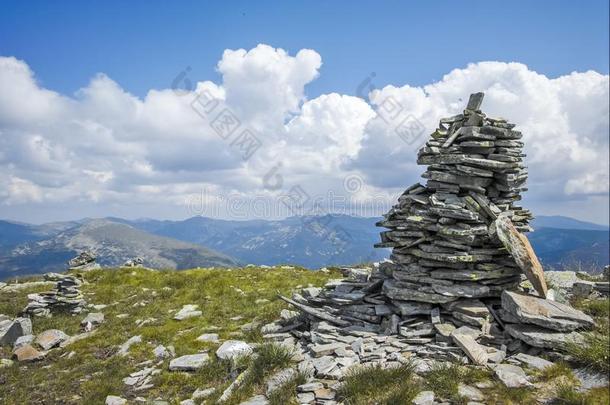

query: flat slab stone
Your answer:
[35,329,69,350]
[502,290,594,332]
[494,216,547,298]
[505,324,583,349]
[169,353,209,371]
[216,340,253,361]
[174,304,202,320]
[511,353,554,370]
[239,395,269,405]
[81,312,104,326]
[105,396,127,405]
[196,333,219,343]
[493,364,531,388]
[13,343,45,362]
[451,330,488,365]
[266,367,296,395]
[412,390,435,405]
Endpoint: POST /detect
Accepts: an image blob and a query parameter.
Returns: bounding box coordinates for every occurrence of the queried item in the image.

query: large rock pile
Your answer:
[376,92,543,304]
[23,273,86,317]
[276,93,595,387]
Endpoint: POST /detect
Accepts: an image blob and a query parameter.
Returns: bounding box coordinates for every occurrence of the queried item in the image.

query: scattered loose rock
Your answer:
[169,353,209,371]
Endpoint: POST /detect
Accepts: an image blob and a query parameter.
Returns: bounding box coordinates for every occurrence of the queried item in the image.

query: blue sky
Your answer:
[1,1,608,98]
[0,1,608,224]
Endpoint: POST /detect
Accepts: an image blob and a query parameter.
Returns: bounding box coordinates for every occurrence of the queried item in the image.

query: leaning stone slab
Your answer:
[169,353,209,371]
[502,290,594,332]
[505,324,584,349]
[451,330,488,365]
[493,216,547,298]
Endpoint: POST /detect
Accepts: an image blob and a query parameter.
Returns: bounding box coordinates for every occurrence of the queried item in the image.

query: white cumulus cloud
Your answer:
[0,48,607,224]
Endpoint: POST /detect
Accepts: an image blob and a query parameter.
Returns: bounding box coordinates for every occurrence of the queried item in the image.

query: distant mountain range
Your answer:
[0,214,607,280]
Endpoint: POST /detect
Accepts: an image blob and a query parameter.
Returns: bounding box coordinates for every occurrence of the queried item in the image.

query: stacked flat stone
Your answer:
[375,92,533,305]
[23,274,86,317]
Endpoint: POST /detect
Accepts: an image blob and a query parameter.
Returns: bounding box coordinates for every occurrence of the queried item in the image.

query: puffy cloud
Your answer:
[0,49,607,224]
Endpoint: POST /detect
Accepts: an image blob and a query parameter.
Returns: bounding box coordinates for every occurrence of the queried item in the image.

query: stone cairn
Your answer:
[274,94,595,394]
[23,273,86,317]
[68,251,100,271]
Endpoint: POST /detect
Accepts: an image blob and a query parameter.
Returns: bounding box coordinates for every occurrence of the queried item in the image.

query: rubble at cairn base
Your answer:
[272,93,597,396]
[23,273,87,317]
[68,251,100,271]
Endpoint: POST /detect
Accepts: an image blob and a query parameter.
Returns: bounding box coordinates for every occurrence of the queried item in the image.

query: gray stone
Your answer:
[266,368,296,395]
[298,382,324,392]
[0,317,32,346]
[105,396,127,405]
[117,335,142,356]
[216,340,253,361]
[492,364,531,388]
[13,334,34,350]
[505,324,584,349]
[197,333,219,343]
[412,390,435,405]
[451,330,488,365]
[81,312,104,329]
[574,368,609,390]
[511,353,553,370]
[169,353,209,371]
[174,304,202,320]
[502,290,594,331]
[458,384,484,401]
[35,329,69,350]
[192,387,215,400]
[13,343,45,361]
[239,395,269,405]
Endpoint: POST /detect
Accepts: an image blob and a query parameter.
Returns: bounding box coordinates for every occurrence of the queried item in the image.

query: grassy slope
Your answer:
[0,266,340,404]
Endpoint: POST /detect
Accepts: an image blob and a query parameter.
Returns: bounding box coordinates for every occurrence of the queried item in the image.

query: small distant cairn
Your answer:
[23,273,86,317]
[68,251,100,271]
[122,257,144,268]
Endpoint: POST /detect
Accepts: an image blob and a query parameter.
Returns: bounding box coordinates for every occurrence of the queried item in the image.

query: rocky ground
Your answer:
[0,266,608,405]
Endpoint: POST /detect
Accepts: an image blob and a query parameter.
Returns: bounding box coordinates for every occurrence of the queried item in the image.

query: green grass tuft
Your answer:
[565,331,610,374]
[337,363,420,405]
[555,383,610,405]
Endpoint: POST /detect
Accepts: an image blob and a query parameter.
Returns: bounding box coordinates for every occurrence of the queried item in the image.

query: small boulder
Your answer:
[35,329,69,350]
[216,340,253,361]
[13,334,34,350]
[0,317,33,346]
[173,304,202,321]
[81,312,105,329]
[196,333,219,343]
[169,353,209,371]
[117,335,142,356]
[13,344,45,362]
[493,364,531,388]
[412,390,435,405]
[105,396,127,405]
